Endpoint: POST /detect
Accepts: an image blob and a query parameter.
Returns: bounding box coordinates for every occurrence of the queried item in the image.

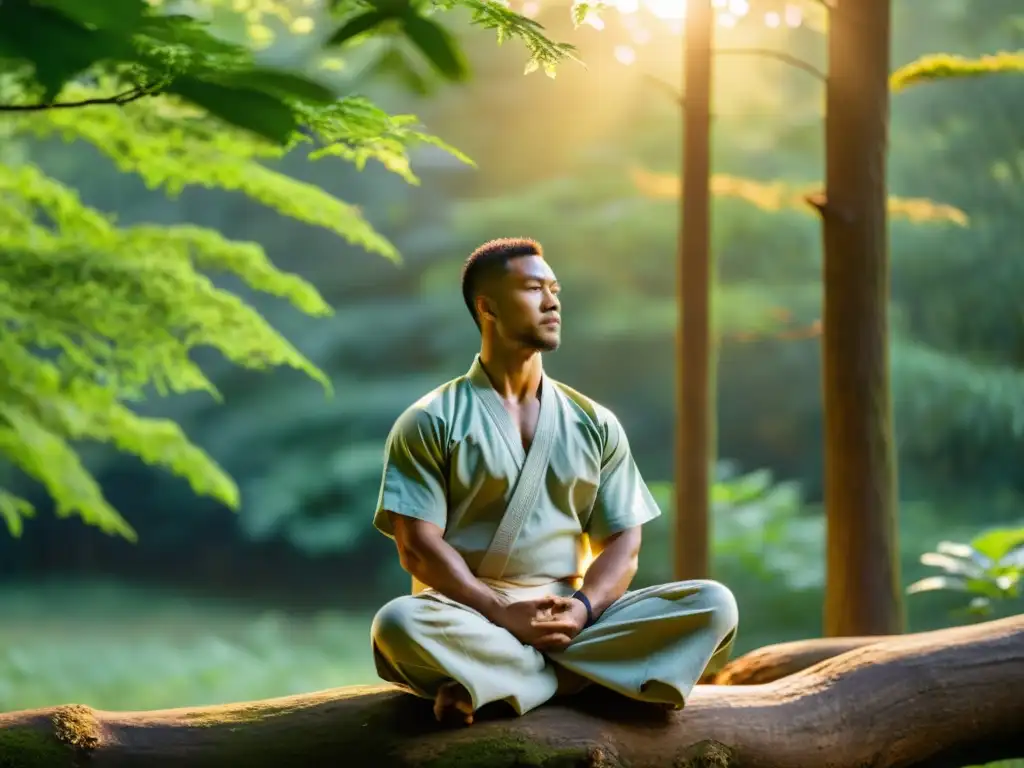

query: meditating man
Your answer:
[370,237,739,725]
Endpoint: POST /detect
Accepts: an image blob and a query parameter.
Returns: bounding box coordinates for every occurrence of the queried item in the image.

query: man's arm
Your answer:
[390,513,505,623]
[532,408,661,646]
[579,408,661,612]
[528,527,642,650]
[577,525,642,619]
[373,407,505,619]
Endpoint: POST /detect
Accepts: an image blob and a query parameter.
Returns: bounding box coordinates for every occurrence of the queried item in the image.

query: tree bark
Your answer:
[676,0,715,582]
[816,0,904,635]
[2,616,1021,768]
[710,635,889,685]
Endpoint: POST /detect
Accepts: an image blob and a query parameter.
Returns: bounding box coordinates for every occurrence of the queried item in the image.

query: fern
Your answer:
[0,0,569,539]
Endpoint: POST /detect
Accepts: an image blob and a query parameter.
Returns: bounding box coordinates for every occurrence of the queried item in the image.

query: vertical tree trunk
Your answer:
[676,0,715,581]
[817,0,904,636]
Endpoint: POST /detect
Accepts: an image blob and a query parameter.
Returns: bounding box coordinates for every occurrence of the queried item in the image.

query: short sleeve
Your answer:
[373,406,448,538]
[585,409,662,541]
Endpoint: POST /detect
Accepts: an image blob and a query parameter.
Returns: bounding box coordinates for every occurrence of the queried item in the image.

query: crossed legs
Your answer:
[371,579,739,724]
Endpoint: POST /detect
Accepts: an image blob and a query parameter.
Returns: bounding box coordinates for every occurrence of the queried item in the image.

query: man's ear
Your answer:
[476,294,496,321]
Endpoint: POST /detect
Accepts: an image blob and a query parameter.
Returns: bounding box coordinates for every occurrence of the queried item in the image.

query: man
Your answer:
[370,237,738,726]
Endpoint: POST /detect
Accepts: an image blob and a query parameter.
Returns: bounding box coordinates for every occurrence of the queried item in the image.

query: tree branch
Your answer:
[0,86,156,112]
[0,615,1021,768]
[642,74,685,106]
[714,48,827,81]
[642,48,827,108]
[712,635,889,685]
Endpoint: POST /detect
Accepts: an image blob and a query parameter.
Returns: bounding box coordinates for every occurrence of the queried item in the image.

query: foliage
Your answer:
[907,526,1024,619]
[0,0,579,139]
[629,167,970,227]
[0,0,579,540]
[891,51,1024,92]
[644,465,822,593]
[2,0,1024,614]
[137,0,1024,562]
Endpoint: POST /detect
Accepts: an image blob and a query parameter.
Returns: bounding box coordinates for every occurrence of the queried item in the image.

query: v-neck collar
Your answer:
[465,354,551,470]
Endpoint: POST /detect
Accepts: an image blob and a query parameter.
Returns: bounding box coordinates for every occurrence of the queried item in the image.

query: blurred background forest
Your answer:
[1,0,1022,719]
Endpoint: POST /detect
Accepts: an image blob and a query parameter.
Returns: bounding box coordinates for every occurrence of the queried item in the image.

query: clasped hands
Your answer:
[496,594,589,653]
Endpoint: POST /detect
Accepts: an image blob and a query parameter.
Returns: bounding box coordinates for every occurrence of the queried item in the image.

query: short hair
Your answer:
[460,237,543,327]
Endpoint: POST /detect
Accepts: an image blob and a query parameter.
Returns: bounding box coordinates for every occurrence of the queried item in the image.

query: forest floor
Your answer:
[0,579,379,712]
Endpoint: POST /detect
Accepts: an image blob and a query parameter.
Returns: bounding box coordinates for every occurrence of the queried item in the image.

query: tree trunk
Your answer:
[2,616,1020,768]
[815,0,903,636]
[711,635,889,685]
[676,0,715,581]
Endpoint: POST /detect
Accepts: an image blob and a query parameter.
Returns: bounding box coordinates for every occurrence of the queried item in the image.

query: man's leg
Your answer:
[371,591,559,722]
[547,579,739,709]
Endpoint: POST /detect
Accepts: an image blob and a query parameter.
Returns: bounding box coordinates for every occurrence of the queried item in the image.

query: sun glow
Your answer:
[600,0,802,26]
[606,0,687,20]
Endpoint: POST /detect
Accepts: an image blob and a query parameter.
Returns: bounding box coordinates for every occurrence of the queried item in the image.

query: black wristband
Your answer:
[571,590,594,628]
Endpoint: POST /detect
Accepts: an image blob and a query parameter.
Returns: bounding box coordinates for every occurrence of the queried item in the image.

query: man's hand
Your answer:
[492,596,562,647]
[491,596,581,650]
[529,596,589,653]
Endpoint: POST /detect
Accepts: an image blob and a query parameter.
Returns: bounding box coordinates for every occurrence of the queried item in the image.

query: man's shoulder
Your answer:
[549,378,622,435]
[390,373,469,432]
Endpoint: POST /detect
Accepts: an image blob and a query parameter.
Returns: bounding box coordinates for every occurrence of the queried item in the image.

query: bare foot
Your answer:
[433,681,474,726]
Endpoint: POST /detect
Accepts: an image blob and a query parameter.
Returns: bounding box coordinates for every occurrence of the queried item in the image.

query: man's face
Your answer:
[485,255,561,352]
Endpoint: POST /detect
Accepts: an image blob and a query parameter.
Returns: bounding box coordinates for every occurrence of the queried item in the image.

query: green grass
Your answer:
[0,580,379,712]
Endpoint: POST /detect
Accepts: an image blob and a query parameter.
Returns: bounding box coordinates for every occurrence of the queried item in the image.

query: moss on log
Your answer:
[0,616,1021,768]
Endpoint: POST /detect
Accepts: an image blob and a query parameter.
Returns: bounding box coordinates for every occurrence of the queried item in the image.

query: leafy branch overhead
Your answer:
[0,0,573,539]
[0,0,579,141]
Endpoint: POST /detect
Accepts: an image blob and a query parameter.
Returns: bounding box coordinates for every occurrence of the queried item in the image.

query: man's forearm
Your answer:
[403,536,505,622]
[579,528,641,618]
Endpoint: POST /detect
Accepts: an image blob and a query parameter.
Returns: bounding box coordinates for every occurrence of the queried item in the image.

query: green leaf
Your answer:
[919,551,986,578]
[1004,543,1024,568]
[0,4,128,100]
[0,490,35,538]
[35,0,146,32]
[401,12,468,81]
[936,540,993,569]
[906,575,970,594]
[0,406,137,541]
[571,1,607,27]
[962,577,1011,599]
[217,69,339,105]
[369,0,412,14]
[365,46,434,95]
[971,527,1024,563]
[138,14,242,55]
[328,9,392,46]
[967,596,993,614]
[165,77,298,145]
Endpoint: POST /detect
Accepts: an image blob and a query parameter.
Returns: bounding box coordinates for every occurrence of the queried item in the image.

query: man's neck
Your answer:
[478,344,543,403]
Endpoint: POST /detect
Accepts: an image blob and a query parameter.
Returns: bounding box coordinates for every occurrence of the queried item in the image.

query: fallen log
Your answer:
[710,635,891,685]
[1,614,1021,768]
